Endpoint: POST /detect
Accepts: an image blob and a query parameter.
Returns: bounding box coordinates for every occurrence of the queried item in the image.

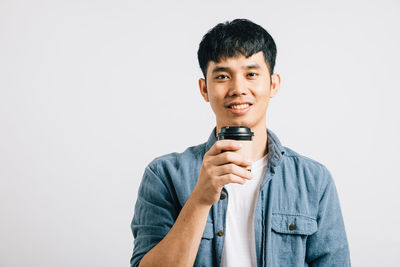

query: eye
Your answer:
[216,74,229,80]
[247,72,258,78]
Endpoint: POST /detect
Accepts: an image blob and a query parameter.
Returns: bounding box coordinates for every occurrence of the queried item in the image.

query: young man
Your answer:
[130,19,350,267]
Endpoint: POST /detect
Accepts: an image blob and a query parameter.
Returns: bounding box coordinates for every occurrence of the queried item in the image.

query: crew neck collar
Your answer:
[252,153,268,170]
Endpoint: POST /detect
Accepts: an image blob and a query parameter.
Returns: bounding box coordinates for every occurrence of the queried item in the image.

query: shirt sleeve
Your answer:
[130,164,179,267]
[305,167,351,266]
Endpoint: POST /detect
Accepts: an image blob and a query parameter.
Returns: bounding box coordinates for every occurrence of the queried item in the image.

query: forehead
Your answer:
[206,51,269,75]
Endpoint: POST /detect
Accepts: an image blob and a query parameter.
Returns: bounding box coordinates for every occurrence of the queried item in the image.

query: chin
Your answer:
[222,120,252,128]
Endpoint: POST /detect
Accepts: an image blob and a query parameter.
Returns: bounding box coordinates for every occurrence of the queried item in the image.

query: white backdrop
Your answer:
[1,0,399,266]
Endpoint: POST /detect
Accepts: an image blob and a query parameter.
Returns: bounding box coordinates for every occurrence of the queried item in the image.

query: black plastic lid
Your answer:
[217,126,254,141]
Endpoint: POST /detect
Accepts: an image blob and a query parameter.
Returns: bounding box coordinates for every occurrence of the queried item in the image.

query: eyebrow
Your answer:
[211,63,262,74]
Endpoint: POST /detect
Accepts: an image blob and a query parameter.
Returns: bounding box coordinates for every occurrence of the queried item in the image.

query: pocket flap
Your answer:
[202,221,214,239]
[271,213,317,235]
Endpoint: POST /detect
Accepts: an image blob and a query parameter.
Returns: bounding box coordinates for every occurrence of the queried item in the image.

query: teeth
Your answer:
[230,104,250,109]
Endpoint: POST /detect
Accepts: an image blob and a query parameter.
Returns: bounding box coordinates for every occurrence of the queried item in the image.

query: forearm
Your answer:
[139,195,212,267]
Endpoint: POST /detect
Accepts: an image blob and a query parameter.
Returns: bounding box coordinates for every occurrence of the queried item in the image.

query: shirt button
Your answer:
[217,230,225,237]
[289,223,297,231]
[220,193,227,200]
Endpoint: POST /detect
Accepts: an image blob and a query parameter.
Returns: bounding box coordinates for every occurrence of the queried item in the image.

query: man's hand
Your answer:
[191,140,253,206]
[138,140,252,267]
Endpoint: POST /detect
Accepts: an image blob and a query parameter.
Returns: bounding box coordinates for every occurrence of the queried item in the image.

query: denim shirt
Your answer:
[130,128,351,267]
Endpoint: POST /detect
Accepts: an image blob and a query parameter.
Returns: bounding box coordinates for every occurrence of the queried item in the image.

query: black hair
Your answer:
[197,19,277,79]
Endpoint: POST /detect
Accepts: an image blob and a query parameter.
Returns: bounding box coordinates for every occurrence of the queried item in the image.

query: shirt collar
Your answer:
[205,126,285,168]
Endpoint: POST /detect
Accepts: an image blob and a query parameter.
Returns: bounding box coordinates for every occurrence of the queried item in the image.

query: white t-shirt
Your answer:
[221,154,268,267]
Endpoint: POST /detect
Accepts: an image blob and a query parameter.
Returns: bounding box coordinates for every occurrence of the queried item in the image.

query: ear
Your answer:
[199,78,209,102]
[270,73,281,98]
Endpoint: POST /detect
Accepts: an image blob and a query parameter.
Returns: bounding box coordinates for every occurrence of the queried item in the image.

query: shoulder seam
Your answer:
[282,147,326,169]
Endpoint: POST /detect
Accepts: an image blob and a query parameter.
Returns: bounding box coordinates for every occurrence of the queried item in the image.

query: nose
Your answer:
[228,75,248,97]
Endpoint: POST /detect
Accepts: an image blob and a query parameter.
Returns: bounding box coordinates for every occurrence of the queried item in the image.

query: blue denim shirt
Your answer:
[130,128,351,267]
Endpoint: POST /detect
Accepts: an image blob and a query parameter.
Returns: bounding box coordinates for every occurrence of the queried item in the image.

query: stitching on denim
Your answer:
[272,212,316,220]
[145,165,178,209]
[145,165,169,190]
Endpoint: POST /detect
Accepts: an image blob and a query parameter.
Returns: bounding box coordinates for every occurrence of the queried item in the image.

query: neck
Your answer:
[250,122,268,161]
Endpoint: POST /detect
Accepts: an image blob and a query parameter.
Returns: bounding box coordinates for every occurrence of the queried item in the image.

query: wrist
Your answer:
[188,189,214,210]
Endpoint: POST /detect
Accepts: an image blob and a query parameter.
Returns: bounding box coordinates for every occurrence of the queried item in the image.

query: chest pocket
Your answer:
[270,213,317,266]
[271,213,317,235]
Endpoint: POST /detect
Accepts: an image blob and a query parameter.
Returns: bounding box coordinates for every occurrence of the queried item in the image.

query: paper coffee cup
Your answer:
[217,126,254,171]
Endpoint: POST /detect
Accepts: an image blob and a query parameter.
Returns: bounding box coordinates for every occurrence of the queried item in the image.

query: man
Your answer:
[130,19,350,267]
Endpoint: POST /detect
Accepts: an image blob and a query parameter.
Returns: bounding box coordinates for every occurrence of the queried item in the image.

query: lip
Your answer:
[227,104,252,114]
[226,101,253,107]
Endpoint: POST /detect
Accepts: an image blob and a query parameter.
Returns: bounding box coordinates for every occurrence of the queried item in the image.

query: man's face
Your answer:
[199,51,280,133]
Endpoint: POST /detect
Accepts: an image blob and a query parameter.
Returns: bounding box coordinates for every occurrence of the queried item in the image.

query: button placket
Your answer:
[217,230,225,237]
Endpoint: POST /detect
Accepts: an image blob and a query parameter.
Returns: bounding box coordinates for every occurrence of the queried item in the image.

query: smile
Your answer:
[227,103,252,114]
[230,104,250,109]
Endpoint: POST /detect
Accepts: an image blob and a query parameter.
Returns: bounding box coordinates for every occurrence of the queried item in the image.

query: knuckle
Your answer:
[202,162,209,170]
[228,164,235,172]
[233,152,241,161]
[205,158,213,167]
[215,141,222,149]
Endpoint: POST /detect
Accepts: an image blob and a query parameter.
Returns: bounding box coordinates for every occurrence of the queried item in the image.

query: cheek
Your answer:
[208,90,225,103]
[254,86,270,99]
[208,94,224,111]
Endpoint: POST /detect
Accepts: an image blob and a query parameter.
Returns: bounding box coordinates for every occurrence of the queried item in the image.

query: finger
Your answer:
[207,140,242,156]
[213,151,252,167]
[215,163,253,180]
[219,174,247,185]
